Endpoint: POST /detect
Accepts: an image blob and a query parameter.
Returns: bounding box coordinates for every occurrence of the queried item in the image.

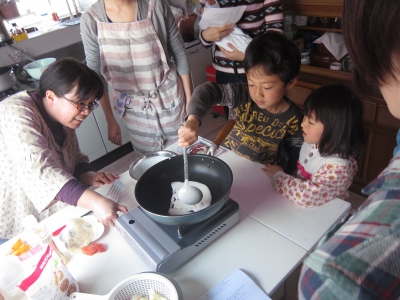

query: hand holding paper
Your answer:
[199,6,247,30]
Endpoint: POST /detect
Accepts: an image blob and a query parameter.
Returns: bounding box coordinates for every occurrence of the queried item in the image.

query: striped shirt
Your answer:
[299,153,400,299]
[199,0,283,74]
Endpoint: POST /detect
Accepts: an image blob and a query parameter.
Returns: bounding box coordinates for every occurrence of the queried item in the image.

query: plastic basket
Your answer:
[70,272,183,300]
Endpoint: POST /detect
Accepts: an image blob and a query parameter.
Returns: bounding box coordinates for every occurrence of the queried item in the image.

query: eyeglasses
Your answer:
[60,94,99,112]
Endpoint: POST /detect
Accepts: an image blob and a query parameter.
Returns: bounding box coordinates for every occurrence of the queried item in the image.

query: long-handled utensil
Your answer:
[177,147,203,205]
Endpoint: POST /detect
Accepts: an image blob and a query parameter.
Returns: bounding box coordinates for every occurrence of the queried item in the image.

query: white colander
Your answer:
[69,272,182,300]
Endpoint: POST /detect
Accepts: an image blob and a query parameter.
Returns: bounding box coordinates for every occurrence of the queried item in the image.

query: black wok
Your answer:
[134,154,233,226]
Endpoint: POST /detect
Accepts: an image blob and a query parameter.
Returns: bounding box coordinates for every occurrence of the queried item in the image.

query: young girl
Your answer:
[262,84,364,207]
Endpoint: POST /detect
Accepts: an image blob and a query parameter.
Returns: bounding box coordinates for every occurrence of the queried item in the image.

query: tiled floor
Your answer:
[97,109,367,210]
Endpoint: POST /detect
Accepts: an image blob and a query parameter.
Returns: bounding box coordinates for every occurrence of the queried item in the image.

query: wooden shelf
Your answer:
[296,25,341,33]
[300,65,352,81]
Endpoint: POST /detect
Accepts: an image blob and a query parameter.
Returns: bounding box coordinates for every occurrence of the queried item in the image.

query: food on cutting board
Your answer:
[169,181,212,215]
[131,288,167,300]
[7,239,32,256]
[81,242,106,256]
[6,238,32,256]
[65,218,95,254]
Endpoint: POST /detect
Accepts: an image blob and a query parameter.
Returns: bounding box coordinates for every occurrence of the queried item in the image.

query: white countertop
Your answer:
[0,140,350,299]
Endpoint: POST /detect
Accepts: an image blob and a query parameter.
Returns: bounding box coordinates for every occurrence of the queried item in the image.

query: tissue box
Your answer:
[0,3,20,19]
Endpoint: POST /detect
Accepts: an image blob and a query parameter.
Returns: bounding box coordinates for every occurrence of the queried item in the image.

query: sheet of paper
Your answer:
[198,269,271,300]
[199,6,247,29]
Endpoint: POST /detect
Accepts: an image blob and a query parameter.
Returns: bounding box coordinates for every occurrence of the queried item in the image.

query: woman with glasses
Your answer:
[0,58,128,243]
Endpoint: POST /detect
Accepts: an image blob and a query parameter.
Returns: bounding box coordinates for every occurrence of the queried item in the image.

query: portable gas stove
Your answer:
[116,199,240,273]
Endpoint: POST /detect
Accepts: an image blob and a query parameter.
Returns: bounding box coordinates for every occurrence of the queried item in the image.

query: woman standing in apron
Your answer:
[81,0,192,154]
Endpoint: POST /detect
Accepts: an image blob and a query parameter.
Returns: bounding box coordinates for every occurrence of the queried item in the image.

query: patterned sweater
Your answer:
[271,142,357,207]
[0,92,89,238]
[298,152,400,299]
[199,0,284,74]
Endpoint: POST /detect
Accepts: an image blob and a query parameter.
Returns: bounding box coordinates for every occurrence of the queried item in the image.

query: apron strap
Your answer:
[147,0,154,19]
[88,9,101,22]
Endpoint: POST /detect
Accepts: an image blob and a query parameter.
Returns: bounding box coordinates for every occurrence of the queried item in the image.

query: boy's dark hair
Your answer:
[244,31,301,85]
[343,0,400,95]
[303,84,364,159]
[39,57,103,102]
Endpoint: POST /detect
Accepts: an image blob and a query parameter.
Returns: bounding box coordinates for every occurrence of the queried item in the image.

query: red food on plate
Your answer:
[93,243,106,252]
[81,244,97,256]
[81,243,106,256]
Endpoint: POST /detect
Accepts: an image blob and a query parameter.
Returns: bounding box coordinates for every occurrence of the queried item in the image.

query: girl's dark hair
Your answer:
[244,31,301,85]
[303,84,364,159]
[343,0,400,95]
[39,57,103,101]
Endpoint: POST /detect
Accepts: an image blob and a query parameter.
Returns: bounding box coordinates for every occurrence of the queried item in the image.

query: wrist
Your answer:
[201,30,213,44]
[187,115,201,126]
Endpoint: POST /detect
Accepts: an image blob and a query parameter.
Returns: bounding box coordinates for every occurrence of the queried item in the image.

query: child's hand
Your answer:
[178,115,200,147]
[262,164,283,178]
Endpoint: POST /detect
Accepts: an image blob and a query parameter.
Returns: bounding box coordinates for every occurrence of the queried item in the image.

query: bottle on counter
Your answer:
[34,223,68,265]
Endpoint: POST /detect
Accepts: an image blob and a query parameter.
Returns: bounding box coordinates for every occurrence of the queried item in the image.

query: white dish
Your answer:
[59,215,104,244]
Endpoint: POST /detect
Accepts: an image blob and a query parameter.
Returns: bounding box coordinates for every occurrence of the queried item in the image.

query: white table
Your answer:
[0,141,350,299]
[181,142,351,251]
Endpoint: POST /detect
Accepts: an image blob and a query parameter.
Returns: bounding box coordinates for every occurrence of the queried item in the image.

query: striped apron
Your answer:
[89,0,185,154]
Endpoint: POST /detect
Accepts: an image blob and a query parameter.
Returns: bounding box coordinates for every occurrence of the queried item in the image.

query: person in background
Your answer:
[0,58,128,244]
[263,84,364,207]
[198,0,252,55]
[298,1,400,299]
[80,0,192,155]
[198,0,283,120]
[179,31,303,174]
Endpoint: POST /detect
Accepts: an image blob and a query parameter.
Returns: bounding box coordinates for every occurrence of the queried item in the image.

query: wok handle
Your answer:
[213,119,236,147]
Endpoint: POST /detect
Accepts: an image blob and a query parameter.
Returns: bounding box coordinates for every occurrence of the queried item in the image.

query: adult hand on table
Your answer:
[201,23,234,42]
[92,172,119,188]
[77,190,128,227]
[178,115,200,147]
[219,43,245,62]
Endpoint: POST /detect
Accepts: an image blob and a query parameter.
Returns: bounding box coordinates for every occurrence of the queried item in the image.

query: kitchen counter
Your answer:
[0,138,350,299]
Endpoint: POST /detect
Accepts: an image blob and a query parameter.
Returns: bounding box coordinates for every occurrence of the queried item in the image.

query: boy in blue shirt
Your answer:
[179,31,303,174]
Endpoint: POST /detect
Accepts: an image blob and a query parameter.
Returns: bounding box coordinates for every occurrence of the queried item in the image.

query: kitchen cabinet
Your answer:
[283,0,400,196]
[93,88,131,153]
[75,108,130,162]
[75,112,108,162]
[186,40,213,89]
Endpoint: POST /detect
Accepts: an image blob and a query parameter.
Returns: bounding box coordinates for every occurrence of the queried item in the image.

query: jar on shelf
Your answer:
[301,50,311,65]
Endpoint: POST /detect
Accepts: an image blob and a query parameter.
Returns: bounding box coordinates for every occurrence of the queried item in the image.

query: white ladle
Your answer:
[178,147,203,205]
